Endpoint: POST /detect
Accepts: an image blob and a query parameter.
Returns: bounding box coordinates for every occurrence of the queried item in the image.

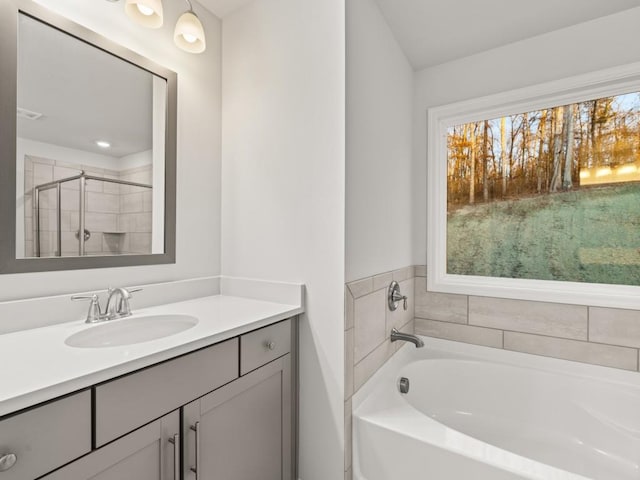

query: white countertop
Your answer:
[0,294,303,417]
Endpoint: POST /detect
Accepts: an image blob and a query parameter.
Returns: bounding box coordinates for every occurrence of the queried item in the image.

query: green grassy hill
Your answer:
[447,183,640,286]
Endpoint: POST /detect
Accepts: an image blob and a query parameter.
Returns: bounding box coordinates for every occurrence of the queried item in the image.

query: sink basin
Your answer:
[65,314,199,348]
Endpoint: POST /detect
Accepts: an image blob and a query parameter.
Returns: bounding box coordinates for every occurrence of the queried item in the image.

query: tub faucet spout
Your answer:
[390,328,424,348]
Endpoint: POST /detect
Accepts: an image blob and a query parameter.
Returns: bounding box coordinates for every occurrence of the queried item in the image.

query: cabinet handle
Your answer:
[190,422,200,479]
[0,453,17,472]
[168,434,180,480]
[266,341,276,350]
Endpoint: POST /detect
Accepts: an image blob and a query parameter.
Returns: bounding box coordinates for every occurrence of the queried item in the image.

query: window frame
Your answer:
[427,62,640,309]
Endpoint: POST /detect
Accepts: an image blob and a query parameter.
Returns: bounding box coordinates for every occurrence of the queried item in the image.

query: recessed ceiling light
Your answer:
[17,107,43,120]
[96,140,111,149]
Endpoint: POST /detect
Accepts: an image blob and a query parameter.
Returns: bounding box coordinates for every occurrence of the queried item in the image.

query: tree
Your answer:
[550,107,563,192]
[469,123,476,205]
[562,104,574,190]
[483,120,490,202]
[501,116,507,196]
[536,110,548,193]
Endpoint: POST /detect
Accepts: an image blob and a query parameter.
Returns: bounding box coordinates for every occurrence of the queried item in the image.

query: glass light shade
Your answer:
[173,11,206,54]
[125,0,164,28]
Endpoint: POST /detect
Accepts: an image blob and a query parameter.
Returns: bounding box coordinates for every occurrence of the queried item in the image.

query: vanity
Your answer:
[0,293,301,480]
[0,1,301,478]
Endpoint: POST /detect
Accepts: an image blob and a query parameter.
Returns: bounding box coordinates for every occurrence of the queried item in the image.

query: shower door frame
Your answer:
[34,172,152,258]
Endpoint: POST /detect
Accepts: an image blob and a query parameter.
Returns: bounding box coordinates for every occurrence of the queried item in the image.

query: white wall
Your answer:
[221,0,345,478]
[413,7,640,266]
[2,0,222,301]
[346,0,413,282]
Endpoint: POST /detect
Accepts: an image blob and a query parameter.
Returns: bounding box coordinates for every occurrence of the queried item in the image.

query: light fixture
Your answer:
[96,140,111,149]
[124,0,164,29]
[174,0,206,54]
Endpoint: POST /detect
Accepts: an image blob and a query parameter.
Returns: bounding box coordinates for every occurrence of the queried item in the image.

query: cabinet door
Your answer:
[184,355,292,480]
[41,410,180,480]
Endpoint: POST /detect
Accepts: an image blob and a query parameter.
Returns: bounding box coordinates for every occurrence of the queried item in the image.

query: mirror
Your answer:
[0,1,176,273]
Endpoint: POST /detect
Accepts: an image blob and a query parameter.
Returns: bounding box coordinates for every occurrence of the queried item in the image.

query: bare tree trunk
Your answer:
[501,117,507,197]
[469,124,476,205]
[562,104,574,190]
[550,108,563,192]
[522,112,528,175]
[483,120,489,202]
[536,110,547,193]
[590,99,598,167]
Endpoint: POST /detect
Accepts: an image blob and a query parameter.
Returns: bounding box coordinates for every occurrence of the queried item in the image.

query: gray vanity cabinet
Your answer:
[183,354,292,480]
[0,318,296,480]
[41,410,180,480]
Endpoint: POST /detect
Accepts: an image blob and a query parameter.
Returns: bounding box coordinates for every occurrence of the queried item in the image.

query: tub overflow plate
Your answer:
[398,377,410,394]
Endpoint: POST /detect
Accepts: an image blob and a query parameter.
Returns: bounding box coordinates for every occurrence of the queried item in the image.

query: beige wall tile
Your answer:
[103,175,120,194]
[469,296,587,340]
[415,319,503,348]
[504,331,638,371]
[354,339,396,392]
[85,213,118,233]
[118,214,137,233]
[345,287,355,330]
[344,398,352,471]
[121,192,145,213]
[348,276,374,298]
[38,189,57,209]
[386,278,414,333]
[131,213,152,232]
[392,266,414,282]
[87,192,119,214]
[142,191,153,212]
[372,271,393,291]
[53,165,82,182]
[590,307,640,348]
[414,265,426,277]
[345,328,354,399]
[354,290,386,362]
[33,163,53,186]
[415,277,467,324]
[129,232,152,253]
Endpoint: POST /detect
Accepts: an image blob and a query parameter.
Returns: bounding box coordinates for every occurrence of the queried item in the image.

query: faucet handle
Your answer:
[71,294,103,323]
[117,287,142,317]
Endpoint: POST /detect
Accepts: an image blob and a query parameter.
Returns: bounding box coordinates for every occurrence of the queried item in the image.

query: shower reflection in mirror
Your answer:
[24,158,153,257]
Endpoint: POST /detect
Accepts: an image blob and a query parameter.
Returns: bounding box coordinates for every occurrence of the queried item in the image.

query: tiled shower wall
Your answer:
[344,266,415,480]
[24,156,152,257]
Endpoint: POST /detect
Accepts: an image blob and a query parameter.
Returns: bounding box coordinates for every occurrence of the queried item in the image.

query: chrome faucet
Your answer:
[390,328,424,348]
[72,287,142,323]
[105,287,138,320]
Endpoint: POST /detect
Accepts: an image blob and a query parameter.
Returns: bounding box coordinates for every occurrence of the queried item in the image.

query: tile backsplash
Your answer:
[414,266,640,372]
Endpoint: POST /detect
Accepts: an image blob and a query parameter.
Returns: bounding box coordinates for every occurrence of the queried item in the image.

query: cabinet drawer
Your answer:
[240,319,291,375]
[95,338,238,447]
[0,391,91,480]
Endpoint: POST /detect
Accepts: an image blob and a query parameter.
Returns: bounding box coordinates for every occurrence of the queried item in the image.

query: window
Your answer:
[427,63,640,308]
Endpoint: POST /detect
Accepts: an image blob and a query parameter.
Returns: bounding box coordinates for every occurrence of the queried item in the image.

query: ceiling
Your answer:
[374,0,640,70]
[197,0,255,18]
[18,13,154,158]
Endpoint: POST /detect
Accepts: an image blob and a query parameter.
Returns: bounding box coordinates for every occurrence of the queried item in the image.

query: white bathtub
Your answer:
[353,337,640,480]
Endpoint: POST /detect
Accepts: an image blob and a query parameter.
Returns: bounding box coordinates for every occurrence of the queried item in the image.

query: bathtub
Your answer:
[353,337,640,480]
